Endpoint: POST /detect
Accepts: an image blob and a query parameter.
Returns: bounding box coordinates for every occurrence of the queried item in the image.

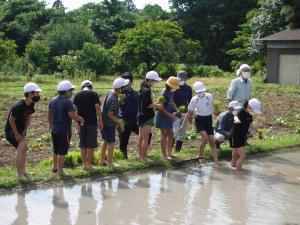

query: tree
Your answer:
[52,0,64,9]
[55,43,115,76]
[0,32,17,64]
[25,39,50,73]
[33,22,96,71]
[113,21,201,71]
[0,0,51,54]
[228,0,300,69]
[136,4,171,23]
[170,0,256,70]
[125,0,136,11]
[70,0,136,47]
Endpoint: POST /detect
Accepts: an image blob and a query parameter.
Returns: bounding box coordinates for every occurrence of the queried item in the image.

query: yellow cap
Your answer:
[166,76,180,89]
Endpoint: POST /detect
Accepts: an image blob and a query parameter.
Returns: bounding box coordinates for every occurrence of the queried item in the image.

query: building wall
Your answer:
[266,42,300,84]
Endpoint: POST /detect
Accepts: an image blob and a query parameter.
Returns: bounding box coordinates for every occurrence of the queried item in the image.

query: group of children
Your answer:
[5,68,262,179]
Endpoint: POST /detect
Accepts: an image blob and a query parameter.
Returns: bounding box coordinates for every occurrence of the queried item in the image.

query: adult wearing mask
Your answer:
[227,64,252,107]
[173,70,192,151]
[119,72,139,159]
[5,82,42,180]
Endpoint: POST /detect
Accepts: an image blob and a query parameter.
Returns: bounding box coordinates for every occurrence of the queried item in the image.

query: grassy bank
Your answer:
[1,133,300,190]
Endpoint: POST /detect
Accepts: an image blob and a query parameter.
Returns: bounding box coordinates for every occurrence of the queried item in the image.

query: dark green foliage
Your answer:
[170,0,256,70]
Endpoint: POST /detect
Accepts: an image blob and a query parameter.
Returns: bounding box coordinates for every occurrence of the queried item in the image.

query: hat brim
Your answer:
[253,109,262,115]
[195,88,206,93]
[166,81,179,89]
[154,77,162,81]
[123,79,130,86]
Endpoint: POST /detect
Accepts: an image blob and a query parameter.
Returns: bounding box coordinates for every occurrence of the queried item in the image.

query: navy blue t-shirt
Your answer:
[174,84,192,112]
[49,96,75,135]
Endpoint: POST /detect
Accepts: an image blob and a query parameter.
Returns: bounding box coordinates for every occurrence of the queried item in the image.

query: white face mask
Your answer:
[179,80,185,86]
[197,92,205,98]
[171,89,176,92]
[241,72,250,80]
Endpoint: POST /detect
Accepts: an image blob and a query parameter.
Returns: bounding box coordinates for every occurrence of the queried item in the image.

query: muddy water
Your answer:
[1,151,300,225]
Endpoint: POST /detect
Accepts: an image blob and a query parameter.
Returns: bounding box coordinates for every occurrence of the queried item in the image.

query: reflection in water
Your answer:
[1,151,300,225]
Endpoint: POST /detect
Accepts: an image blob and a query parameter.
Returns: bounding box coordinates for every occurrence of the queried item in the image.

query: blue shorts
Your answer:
[101,126,115,143]
[51,133,71,155]
[195,115,214,135]
[156,111,173,129]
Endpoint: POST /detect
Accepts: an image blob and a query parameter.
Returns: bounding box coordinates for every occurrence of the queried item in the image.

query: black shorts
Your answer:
[101,126,115,143]
[230,135,246,148]
[79,124,98,149]
[195,115,214,135]
[51,133,71,155]
[5,130,19,148]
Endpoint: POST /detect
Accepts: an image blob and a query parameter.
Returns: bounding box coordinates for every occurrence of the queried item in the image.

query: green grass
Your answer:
[0,133,300,190]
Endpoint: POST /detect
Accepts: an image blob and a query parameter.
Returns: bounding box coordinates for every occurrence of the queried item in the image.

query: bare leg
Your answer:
[166,128,174,157]
[52,154,58,172]
[16,139,27,178]
[198,131,208,163]
[140,125,151,161]
[160,129,169,159]
[236,148,246,171]
[86,148,94,168]
[207,134,219,163]
[81,148,87,168]
[107,143,115,165]
[100,141,108,165]
[57,155,67,176]
[231,149,239,167]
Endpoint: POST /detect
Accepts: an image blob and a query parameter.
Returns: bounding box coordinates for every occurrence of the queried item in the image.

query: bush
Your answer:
[155,63,177,78]
[25,40,51,73]
[191,65,225,77]
[55,43,115,77]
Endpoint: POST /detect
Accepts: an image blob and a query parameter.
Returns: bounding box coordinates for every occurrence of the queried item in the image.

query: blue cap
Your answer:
[177,70,187,80]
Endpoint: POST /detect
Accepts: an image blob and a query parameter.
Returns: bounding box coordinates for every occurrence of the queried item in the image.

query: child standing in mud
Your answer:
[230,98,262,171]
[156,76,179,160]
[100,77,129,167]
[137,71,163,162]
[180,81,219,164]
[48,80,84,176]
[5,82,42,180]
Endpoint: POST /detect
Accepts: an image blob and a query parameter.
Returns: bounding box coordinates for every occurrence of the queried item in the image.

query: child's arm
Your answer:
[96,103,103,130]
[23,115,31,135]
[158,107,177,121]
[179,110,193,131]
[68,111,84,126]
[9,115,23,142]
[250,122,258,134]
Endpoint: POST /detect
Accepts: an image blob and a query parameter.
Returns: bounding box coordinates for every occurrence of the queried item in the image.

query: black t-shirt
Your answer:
[232,109,253,138]
[5,99,35,134]
[73,90,101,125]
[138,82,155,125]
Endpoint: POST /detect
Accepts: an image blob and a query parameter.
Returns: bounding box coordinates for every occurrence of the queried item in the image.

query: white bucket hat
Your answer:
[24,82,42,93]
[236,64,250,76]
[249,98,262,115]
[113,77,129,89]
[228,101,242,110]
[145,71,162,81]
[193,81,206,93]
[58,80,75,91]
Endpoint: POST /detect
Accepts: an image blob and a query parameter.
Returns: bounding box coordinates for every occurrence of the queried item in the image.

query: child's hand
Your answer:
[234,116,241,124]
[170,114,177,122]
[79,117,85,126]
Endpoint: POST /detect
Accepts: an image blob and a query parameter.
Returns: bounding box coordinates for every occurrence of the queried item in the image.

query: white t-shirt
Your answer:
[188,93,214,116]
